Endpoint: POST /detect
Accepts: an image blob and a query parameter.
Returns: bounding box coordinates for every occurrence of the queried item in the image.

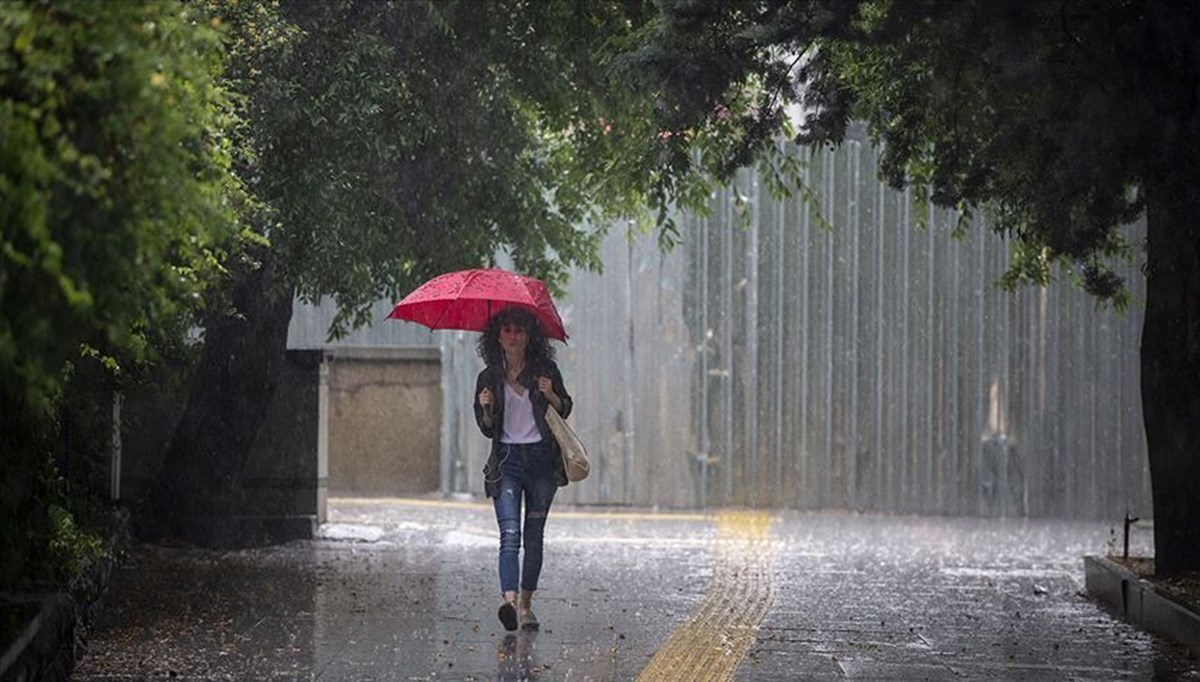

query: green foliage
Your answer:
[0,349,174,591]
[195,0,689,337]
[0,387,109,591]
[0,0,242,413]
[636,6,858,245]
[629,0,1186,305]
[1,0,242,590]
[47,502,107,586]
[814,0,1155,302]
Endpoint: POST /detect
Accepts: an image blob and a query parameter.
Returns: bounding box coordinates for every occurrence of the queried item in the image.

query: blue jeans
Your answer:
[492,441,557,594]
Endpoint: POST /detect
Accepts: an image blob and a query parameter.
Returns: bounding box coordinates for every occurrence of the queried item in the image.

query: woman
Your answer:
[474,306,572,631]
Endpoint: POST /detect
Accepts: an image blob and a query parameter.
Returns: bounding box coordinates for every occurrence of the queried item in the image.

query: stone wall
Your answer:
[325,347,441,497]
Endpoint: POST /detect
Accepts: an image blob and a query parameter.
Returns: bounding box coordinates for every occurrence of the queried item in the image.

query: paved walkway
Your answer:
[74,499,1200,680]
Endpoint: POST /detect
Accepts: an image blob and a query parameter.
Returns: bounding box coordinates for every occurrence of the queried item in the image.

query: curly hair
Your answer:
[476,306,556,368]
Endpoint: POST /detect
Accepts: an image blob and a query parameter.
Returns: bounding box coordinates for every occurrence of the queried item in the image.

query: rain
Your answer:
[72,500,1194,680]
[294,143,1149,519]
[7,2,1199,681]
[64,142,1185,680]
[45,104,1200,682]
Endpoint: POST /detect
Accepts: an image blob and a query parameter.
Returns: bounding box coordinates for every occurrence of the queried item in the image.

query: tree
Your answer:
[147,0,706,542]
[0,0,241,583]
[629,0,1200,574]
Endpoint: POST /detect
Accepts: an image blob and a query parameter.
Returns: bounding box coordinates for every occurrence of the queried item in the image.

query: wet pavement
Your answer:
[73,498,1200,680]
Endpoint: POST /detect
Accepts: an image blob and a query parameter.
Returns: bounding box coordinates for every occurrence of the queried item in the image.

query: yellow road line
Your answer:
[636,510,775,682]
[330,496,486,510]
[555,510,712,522]
[329,496,713,522]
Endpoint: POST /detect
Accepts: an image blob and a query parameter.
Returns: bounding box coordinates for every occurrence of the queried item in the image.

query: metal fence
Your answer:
[292,142,1151,520]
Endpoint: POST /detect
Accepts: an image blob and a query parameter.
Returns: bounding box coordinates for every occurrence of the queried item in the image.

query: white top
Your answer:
[502,382,541,444]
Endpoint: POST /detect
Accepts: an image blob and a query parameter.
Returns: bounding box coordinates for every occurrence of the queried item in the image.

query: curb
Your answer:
[0,593,75,682]
[1084,555,1200,656]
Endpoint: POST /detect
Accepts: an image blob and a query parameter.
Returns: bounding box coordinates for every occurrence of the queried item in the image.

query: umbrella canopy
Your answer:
[387,268,568,342]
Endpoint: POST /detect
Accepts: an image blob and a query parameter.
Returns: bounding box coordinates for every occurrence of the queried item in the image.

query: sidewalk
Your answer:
[73,499,1200,680]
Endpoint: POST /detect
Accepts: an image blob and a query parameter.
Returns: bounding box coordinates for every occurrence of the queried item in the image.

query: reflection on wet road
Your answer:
[73,498,1198,680]
[496,630,541,680]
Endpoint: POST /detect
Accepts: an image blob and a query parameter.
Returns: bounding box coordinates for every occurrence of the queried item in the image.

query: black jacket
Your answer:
[474,359,573,498]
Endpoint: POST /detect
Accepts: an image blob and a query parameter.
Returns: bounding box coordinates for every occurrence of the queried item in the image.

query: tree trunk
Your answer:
[1142,175,1200,576]
[140,252,295,546]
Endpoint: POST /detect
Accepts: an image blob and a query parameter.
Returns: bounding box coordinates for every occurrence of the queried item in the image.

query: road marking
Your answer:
[330,496,713,522]
[636,510,775,682]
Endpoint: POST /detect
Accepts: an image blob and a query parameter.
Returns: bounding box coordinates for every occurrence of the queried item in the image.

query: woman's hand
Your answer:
[479,387,495,426]
[536,376,563,413]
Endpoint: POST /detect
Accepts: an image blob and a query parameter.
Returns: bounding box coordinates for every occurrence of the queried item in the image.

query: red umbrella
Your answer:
[387,268,568,342]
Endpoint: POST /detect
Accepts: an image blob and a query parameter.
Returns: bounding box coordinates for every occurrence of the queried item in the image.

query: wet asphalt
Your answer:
[73,498,1200,681]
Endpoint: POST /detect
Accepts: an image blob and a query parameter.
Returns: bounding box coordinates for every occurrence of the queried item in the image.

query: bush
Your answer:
[0,396,111,594]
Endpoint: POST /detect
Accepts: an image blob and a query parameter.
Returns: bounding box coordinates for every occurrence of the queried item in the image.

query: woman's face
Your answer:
[499,323,529,357]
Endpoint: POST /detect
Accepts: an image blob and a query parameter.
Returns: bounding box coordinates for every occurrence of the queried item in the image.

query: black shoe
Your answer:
[519,608,539,630]
[498,601,518,631]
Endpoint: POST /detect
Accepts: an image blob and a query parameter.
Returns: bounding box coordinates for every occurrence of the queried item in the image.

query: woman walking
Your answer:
[474,306,572,631]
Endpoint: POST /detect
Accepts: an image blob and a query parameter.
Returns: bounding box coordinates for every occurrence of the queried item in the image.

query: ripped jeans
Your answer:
[492,441,558,594]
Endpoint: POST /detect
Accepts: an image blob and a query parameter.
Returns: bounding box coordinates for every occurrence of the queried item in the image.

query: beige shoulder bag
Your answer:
[545,407,589,482]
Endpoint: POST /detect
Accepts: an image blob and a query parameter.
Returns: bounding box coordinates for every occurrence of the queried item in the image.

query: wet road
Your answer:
[74,499,1199,680]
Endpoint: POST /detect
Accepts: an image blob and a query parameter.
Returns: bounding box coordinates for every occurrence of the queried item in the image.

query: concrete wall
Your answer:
[120,350,329,544]
[239,349,328,533]
[325,347,441,497]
